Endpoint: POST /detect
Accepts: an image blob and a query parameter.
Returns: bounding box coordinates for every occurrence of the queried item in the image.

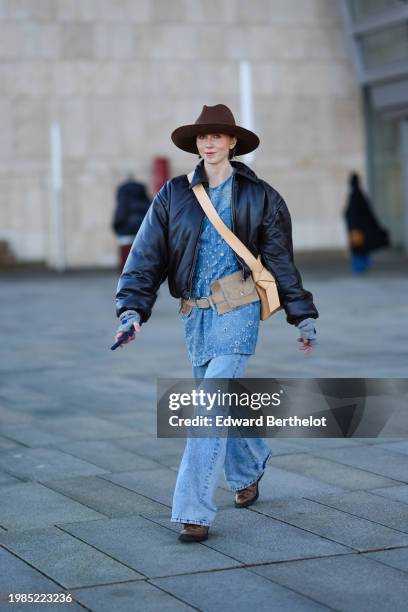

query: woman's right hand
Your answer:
[114,310,142,348]
[114,322,141,348]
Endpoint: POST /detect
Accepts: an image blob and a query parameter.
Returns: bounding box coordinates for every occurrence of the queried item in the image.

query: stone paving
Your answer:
[0,251,408,611]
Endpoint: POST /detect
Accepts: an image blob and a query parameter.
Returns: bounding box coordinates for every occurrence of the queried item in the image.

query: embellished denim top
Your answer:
[180,169,260,366]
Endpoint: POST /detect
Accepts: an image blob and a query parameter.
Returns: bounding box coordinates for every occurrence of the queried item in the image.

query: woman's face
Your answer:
[196,133,237,163]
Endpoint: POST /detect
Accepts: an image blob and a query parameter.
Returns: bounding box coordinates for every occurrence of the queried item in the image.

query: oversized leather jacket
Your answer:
[115,159,318,326]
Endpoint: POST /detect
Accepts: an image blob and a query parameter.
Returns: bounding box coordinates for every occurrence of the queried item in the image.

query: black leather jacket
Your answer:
[115,159,318,326]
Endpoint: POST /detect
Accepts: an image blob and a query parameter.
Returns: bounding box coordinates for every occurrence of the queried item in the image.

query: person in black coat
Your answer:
[112,175,151,271]
[343,172,389,274]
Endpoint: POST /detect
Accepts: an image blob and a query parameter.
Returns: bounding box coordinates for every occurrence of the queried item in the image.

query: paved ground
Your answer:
[0,251,408,611]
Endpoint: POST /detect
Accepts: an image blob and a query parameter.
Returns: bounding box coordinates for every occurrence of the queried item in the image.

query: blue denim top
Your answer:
[181,168,260,366]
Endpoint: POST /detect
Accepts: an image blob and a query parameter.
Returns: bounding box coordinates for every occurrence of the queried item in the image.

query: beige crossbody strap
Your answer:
[187,172,263,273]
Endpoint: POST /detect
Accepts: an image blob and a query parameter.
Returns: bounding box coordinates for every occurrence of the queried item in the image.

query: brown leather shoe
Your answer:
[234,472,264,508]
[178,523,209,542]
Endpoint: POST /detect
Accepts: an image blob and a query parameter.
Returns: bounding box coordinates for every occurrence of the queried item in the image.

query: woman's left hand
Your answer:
[296,318,317,354]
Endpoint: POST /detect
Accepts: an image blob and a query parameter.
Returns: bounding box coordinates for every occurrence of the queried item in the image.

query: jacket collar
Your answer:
[188,159,259,189]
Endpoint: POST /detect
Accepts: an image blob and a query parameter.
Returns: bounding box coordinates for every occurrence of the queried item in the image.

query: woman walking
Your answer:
[114,104,319,542]
[344,172,389,274]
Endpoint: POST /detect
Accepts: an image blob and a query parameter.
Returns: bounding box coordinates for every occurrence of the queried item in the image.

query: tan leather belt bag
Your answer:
[180,269,260,316]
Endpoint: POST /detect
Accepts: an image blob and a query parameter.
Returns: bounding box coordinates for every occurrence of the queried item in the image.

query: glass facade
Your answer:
[350,0,408,22]
[365,91,404,247]
[360,22,408,71]
[342,0,408,251]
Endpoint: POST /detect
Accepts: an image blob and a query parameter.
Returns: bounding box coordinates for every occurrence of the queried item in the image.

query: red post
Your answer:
[153,157,170,194]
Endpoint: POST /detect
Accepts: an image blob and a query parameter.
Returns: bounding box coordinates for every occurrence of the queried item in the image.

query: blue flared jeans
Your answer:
[171,353,272,526]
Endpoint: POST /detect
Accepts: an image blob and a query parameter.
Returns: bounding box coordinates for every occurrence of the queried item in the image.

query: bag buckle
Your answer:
[207,295,217,311]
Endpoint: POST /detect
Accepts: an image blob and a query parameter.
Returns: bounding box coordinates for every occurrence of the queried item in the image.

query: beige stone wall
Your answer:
[0,0,365,267]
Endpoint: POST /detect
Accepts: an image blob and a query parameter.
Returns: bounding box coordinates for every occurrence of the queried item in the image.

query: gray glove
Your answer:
[116,310,141,335]
[296,317,317,348]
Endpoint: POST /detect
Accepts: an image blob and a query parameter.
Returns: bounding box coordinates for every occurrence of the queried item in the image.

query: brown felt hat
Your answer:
[171,104,260,156]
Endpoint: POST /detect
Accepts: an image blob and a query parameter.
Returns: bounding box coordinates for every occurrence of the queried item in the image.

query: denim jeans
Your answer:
[351,252,371,274]
[171,353,272,526]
